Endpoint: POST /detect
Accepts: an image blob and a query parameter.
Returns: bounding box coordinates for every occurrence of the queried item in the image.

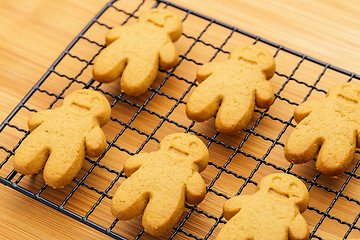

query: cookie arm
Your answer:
[159,41,179,69]
[289,213,309,240]
[85,126,107,158]
[223,195,250,220]
[28,110,52,132]
[255,79,274,109]
[294,99,322,123]
[105,26,125,45]
[123,153,147,177]
[185,171,206,205]
[196,62,217,83]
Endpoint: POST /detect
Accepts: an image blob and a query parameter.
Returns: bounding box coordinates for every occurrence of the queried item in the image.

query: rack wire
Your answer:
[1,0,360,239]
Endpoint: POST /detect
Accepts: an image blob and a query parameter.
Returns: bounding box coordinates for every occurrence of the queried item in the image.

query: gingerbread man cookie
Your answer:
[111,133,209,236]
[216,173,309,240]
[285,82,360,176]
[93,8,183,96]
[14,89,111,189]
[186,45,276,134]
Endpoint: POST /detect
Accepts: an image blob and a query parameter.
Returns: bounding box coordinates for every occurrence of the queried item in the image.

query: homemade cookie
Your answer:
[92,8,183,96]
[14,89,111,189]
[285,82,360,176]
[111,133,209,236]
[216,173,309,240]
[186,45,276,134]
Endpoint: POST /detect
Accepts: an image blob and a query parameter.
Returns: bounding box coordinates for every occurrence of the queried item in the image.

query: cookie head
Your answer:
[259,173,309,212]
[159,133,209,171]
[139,8,182,41]
[230,45,275,79]
[329,83,360,109]
[64,89,111,125]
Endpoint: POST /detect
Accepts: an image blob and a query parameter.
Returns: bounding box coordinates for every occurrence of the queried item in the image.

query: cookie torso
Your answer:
[128,151,192,179]
[109,24,170,59]
[218,196,297,240]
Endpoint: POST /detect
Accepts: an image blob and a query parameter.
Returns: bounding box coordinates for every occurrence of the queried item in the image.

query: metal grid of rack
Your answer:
[1,0,360,239]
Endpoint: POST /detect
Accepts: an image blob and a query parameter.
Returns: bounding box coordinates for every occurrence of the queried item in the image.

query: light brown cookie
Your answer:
[110,133,209,236]
[185,45,276,134]
[92,8,183,96]
[13,89,111,189]
[216,173,309,240]
[285,82,360,176]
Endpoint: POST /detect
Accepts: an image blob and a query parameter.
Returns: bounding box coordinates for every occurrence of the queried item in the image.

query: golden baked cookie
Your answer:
[216,173,309,240]
[92,8,183,96]
[14,89,111,188]
[285,82,360,176]
[111,133,209,236]
[185,45,276,134]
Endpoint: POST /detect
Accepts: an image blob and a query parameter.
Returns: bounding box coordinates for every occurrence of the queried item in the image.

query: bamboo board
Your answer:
[1,0,360,239]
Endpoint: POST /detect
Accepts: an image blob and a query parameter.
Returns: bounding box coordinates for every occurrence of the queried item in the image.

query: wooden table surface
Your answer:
[1,0,360,239]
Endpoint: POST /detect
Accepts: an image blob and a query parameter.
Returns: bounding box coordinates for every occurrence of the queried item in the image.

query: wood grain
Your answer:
[1,0,360,239]
[0,0,112,239]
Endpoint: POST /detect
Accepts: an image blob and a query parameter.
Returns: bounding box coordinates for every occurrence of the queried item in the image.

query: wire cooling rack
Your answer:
[2,0,360,239]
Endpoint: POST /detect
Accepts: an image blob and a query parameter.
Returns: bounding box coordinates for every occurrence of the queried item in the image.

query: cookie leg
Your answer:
[284,122,322,164]
[43,141,85,188]
[120,57,158,96]
[186,79,221,122]
[111,181,148,220]
[92,43,127,83]
[142,190,185,236]
[13,135,49,175]
[316,132,356,176]
[215,93,254,134]
[289,213,309,240]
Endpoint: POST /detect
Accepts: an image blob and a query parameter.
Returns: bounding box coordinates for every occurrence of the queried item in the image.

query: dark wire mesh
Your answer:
[1,0,360,239]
